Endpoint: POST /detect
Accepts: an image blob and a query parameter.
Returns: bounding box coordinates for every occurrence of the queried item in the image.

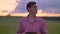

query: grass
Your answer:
[0,16,60,34]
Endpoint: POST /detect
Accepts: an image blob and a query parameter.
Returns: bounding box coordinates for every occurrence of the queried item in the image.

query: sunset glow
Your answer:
[0,0,16,12]
[0,0,60,17]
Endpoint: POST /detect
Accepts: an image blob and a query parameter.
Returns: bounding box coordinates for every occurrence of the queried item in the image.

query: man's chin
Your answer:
[35,13,37,14]
[35,13,37,15]
[33,13,37,15]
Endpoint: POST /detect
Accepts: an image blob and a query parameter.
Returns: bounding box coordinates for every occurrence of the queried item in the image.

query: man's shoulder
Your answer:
[37,17,45,21]
[19,17,27,21]
[36,17,46,22]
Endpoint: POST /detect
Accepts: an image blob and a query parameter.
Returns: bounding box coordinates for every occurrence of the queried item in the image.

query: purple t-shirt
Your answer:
[17,16,48,34]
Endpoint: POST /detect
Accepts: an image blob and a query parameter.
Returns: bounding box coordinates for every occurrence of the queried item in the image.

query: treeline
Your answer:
[40,17,60,20]
[0,16,60,20]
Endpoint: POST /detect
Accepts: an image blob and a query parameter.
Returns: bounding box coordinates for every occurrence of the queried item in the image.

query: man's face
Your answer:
[29,4,37,14]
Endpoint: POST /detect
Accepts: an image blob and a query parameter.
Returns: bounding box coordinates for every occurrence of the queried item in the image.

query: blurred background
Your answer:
[0,0,60,34]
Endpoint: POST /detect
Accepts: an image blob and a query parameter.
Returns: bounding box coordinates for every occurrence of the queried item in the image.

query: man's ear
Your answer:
[28,8,30,11]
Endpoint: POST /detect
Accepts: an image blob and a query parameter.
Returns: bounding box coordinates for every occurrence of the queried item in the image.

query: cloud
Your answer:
[14,0,60,14]
[43,8,60,14]
[39,0,60,14]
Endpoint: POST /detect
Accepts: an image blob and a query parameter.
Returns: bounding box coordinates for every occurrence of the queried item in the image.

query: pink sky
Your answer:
[0,0,17,11]
[0,0,60,17]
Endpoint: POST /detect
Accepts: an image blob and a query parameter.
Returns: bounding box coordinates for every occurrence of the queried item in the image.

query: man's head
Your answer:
[27,1,37,14]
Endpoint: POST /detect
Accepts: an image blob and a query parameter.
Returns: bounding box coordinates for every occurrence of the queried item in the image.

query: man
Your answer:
[17,1,48,34]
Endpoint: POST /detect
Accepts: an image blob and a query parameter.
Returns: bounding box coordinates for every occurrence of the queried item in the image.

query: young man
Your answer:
[17,1,48,34]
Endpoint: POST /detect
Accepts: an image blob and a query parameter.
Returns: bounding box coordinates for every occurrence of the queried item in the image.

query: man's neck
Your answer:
[28,13,36,19]
[27,13,36,23]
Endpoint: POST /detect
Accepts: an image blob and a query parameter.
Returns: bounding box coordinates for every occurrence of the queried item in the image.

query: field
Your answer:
[0,16,60,34]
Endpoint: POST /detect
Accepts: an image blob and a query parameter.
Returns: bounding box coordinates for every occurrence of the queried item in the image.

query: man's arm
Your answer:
[17,19,24,34]
[41,20,48,34]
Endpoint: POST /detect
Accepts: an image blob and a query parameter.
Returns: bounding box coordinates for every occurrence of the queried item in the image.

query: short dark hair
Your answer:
[26,1,36,11]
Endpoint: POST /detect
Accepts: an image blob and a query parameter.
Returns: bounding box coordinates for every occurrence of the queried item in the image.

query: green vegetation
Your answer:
[0,16,60,34]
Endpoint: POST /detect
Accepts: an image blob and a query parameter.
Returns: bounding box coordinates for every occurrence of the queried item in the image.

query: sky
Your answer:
[0,0,60,14]
[13,0,60,14]
[0,0,16,12]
